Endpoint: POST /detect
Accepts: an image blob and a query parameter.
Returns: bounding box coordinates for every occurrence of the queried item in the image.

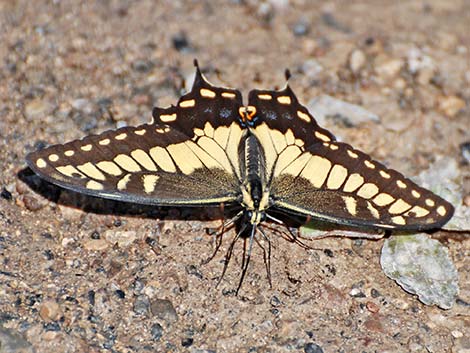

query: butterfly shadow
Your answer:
[17,167,224,222]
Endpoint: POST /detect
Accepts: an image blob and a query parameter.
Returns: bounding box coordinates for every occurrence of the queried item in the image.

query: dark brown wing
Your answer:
[248,84,454,230]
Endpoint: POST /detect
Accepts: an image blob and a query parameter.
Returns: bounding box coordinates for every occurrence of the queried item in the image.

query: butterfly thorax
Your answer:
[240,129,270,225]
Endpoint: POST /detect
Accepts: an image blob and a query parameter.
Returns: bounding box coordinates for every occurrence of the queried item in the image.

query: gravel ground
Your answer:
[0,1,469,352]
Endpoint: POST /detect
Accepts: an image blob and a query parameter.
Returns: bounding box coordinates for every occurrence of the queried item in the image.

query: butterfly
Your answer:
[26,60,454,288]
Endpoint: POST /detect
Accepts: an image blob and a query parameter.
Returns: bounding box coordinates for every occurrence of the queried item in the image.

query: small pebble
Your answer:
[451,330,463,338]
[438,95,466,117]
[463,194,470,207]
[151,323,163,341]
[366,301,380,313]
[133,295,151,315]
[104,230,137,247]
[460,142,470,164]
[24,99,54,120]
[293,20,310,37]
[39,300,61,322]
[370,288,381,298]
[349,288,366,298]
[1,187,12,200]
[83,238,108,251]
[349,49,366,74]
[181,337,193,347]
[150,298,178,323]
[304,342,324,353]
[375,58,403,79]
[132,59,154,73]
[172,33,190,52]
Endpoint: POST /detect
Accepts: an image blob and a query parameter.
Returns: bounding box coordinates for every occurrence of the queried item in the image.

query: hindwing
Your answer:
[248,85,454,230]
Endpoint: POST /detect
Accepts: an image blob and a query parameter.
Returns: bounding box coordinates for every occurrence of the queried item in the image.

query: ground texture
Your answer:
[0,1,469,352]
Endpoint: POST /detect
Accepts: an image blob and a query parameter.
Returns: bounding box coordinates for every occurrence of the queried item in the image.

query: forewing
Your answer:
[248,85,454,230]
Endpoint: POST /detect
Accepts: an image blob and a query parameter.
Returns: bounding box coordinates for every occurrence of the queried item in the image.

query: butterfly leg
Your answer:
[216,221,247,288]
[202,210,243,265]
[236,225,256,295]
[258,226,273,288]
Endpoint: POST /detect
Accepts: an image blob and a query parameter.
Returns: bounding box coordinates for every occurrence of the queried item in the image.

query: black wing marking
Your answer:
[248,84,454,230]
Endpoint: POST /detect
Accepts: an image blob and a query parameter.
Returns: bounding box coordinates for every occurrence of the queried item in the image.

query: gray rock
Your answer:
[0,326,34,353]
[307,95,380,128]
[150,298,178,323]
[381,234,459,309]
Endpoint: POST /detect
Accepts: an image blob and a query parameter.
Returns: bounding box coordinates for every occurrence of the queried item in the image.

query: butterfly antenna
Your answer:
[236,225,256,295]
[202,210,243,265]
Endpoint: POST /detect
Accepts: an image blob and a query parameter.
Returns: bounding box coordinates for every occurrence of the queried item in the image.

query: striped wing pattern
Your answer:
[26,69,245,206]
[248,86,454,230]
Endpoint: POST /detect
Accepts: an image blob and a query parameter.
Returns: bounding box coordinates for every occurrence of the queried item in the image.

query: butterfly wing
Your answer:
[26,65,246,206]
[248,86,454,230]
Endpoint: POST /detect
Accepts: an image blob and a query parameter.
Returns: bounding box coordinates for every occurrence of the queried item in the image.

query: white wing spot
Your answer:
[367,201,380,219]
[277,96,291,105]
[115,133,127,140]
[81,144,92,152]
[156,127,170,134]
[96,161,122,176]
[149,146,176,172]
[135,129,146,135]
[64,150,75,156]
[77,162,106,181]
[222,92,236,98]
[315,131,331,142]
[329,144,339,150]
[425,198,435,207]
[200,88,216,98]
[326,164,348,190]
[347,150,359,159]
[396,180,407,188]
[437,205,446,216]
[342,196,357,216]
[86,180,104,190]
[379,170,391,179]
[99,139,110,145]
[131,149,157,171]
[300,155,332,188]
[160,113,177,122]
[143,175,160,194]
[114,154,141,172]
[179,99,195,108]
[56,165,85,178]
[372,193,395,206]
[343,173,364,192]
[389,199,412,214]
[411,190,421,198]
[258,94,272,100]
[405,206,429,218]
[297,111,311,123]
[364,160,375,169]
[391,216,406,225]
[357,183,379,199]
[117,174,131,190]
[48,154,59,162]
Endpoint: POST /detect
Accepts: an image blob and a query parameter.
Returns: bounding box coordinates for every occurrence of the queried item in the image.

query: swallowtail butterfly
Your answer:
[26,61,454,284]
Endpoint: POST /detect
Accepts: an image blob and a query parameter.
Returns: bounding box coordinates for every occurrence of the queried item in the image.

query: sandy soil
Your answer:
[0,1,469,352]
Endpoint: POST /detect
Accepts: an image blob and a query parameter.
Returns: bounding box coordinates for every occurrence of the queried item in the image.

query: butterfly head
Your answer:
[238,106,258,127]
